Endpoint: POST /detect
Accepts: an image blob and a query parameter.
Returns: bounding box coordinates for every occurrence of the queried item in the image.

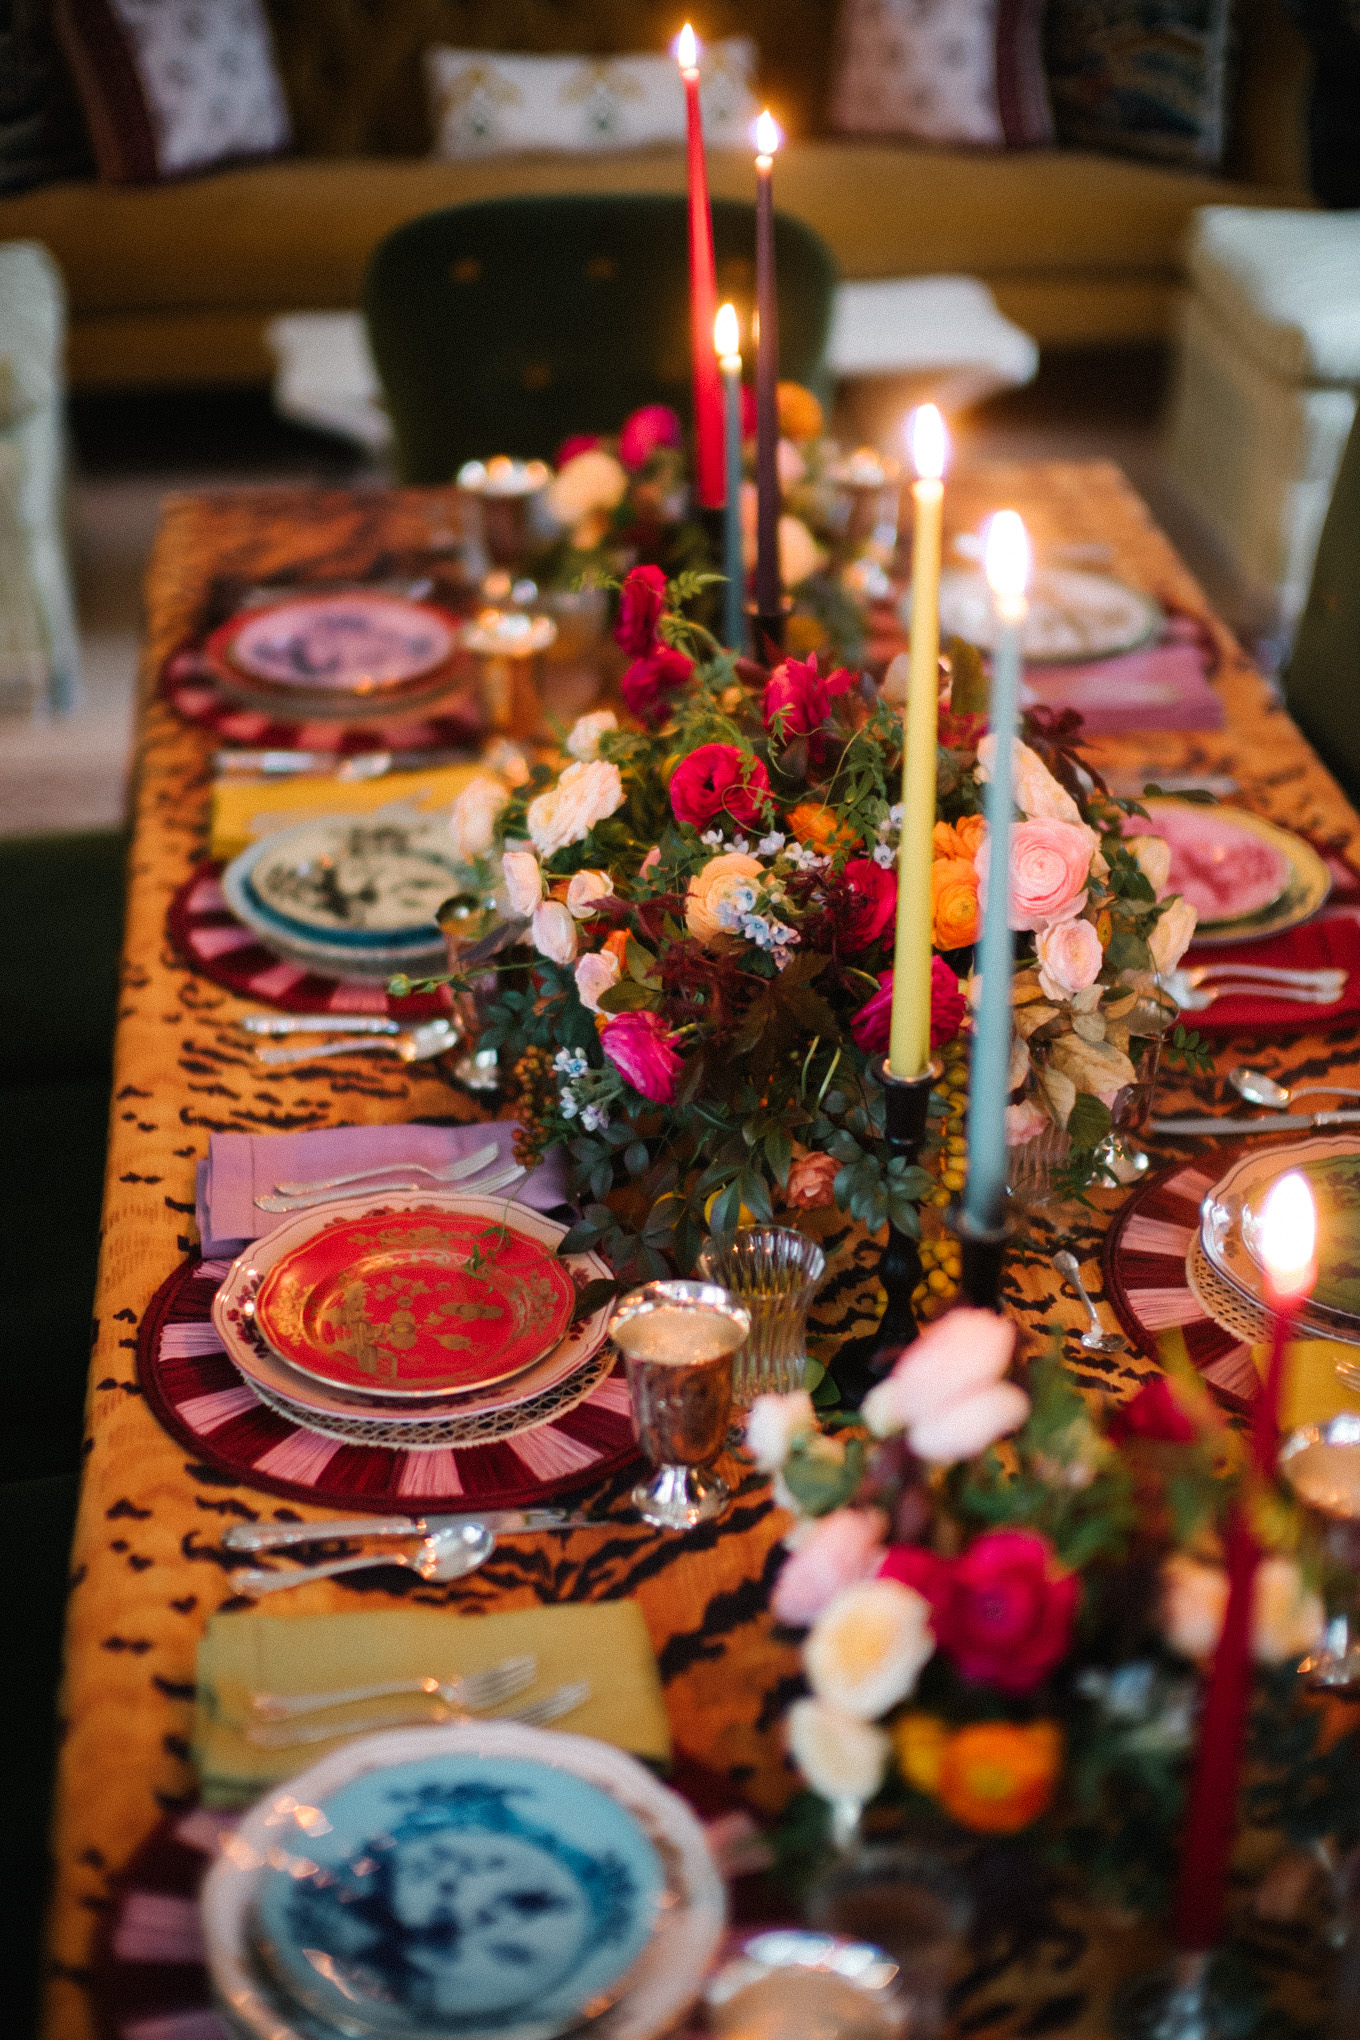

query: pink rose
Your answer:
[861,1309,1017,1438]
[556,432,601,466]
[670,743,772,831]
[530,899,577,965]
[601,1010,684,1103]
[574,948,622,1013]
[614,563,668,655]
[764,654,856,745]
[837,859,897,953]
[1036,915,1103,1001]
[621,646,693,722]
[931,1530,1079,1694]
[785,1150,840,1210]
[1005,1097,1048,1146]
[771,1507,887,1627]
[977,819,1094,934]
[851,958,965,1057]
[910,1383,1030,1465]
[618,403,683,471]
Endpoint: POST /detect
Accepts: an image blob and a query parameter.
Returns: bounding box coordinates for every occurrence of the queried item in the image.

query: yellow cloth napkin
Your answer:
[194,1601,672,1807]
[210,761,483,864]
[1158,1329,1360,1433]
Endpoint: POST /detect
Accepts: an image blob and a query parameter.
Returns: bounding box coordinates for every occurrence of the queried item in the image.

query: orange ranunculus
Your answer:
[931,858,980,949]
[788,802,858,854]
[935,1721,1063,1835]
[953,813,987,861]
[932,820,961,860]
[893,1712,949,1796]
[603,927,630,964]
[778,381,825,442]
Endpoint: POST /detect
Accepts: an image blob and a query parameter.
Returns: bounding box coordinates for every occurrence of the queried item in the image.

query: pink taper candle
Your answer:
[677,26,725,512]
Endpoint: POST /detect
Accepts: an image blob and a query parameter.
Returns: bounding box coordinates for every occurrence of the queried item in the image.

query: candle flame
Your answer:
[984,510,1031,610]
[674,23,698,72]
[714,301,740,359]
[1260,1170,1317,1299]
[909,403,947,482]
[753,108,782,158]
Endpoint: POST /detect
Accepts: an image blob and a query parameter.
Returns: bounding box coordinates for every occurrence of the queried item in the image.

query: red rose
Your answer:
[618,403,683,471]
[851,957,965,1056]
[935,1530,1079,1694]
[838,858,897,952]
[615,564,668,656]
[1108,1378,1199,1445]
[670,742,772,831]
[556,433,601,465]
[763,653,856,743]
[621,646,693,722]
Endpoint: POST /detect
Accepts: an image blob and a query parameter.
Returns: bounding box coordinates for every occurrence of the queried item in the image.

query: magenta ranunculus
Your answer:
[763,653,856,743]
[618,403,684,472]
[614,563,668,656]
[838,857,897,952]
[670,742,772,831]
[852,957,965,1055]
[621,646,693,722]
[556,432,602,466]
[935,1529,1079,1694]
[600,1010,684,1104]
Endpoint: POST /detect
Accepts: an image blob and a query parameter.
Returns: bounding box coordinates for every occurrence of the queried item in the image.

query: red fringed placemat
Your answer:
[137,1254,640,1513]
[1101,1150,1260,1413]
[160,639,484,753]
[167,861,454,1018]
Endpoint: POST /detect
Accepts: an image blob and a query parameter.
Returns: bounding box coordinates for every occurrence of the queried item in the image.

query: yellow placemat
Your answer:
[194,1600,672,1806]
[210,761,482,863]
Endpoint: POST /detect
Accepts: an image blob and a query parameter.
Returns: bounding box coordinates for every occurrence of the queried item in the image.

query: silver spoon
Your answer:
[1230,1067,1360,1110]
[1054,1251,1124,1353]
[230,1521,495,1596]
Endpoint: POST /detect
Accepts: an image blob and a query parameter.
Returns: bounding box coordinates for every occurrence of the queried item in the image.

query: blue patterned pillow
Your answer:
[1044,0,1234,166]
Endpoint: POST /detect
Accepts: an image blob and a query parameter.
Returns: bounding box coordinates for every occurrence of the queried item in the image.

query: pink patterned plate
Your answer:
[254,1205,576,1398]
[210,593,458,696]
[1142,800,1291,924]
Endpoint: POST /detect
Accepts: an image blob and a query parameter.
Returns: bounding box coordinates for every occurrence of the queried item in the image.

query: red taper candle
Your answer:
[677,27,724,512]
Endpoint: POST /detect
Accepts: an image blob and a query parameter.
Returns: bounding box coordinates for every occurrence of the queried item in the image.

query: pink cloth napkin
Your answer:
[1021,616,1223,734]
[197,1119,568,1256]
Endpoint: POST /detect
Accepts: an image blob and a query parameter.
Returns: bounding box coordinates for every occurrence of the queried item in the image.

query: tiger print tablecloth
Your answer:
[42,470,1360,2040]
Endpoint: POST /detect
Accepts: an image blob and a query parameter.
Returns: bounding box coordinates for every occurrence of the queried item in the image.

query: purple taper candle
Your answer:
[752,109,782,649]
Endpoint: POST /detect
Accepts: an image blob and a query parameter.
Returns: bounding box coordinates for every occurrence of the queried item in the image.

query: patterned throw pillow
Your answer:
[424,41,759,160]
[828,0,1054,149]
[53,0,290,183]
[1043,0,1234,167]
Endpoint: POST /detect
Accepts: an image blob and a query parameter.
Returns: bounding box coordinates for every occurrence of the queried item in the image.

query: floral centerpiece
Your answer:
[402,566,1201,1321]
[749,1316,1360,1944]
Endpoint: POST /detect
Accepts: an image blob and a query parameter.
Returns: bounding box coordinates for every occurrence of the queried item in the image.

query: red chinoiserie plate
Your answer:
[253,1205,577,1399]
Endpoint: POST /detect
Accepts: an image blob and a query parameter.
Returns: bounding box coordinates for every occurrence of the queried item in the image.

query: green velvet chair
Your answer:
[1283,412,1360,808]
[0,830,126,1482]
[364,192,838,482]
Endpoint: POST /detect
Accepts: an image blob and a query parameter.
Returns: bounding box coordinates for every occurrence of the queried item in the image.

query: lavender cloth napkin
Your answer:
[196,1120,568,1258]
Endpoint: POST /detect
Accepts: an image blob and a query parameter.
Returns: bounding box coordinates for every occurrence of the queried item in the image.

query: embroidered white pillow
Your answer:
[425,41,759,159]
[829,0,1052,149]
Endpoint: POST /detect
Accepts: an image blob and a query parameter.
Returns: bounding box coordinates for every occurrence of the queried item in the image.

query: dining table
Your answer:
[40,463,1360,2040]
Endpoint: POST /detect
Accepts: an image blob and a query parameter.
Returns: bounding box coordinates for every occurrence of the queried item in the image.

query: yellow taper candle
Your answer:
[888,403,948,1077]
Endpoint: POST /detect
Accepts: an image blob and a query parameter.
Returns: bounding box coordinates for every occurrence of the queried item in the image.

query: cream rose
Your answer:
[779,513,827,591]
[786,1696,890,1808]
[1161,1554,1325,1665]
[574,948,621,1013]
[804,1577,936,1719]
[1126,833,1172,898]
[1036,916,1104,1001]
[746,1390,817,1473]
[565,869,614,919]
[530,899,578,965]
[1149,896,1198,977]
[502,848,543,916]
[977,734,1083,824]
[566,709,618,761]
[686,851,763,945]
[545,448,628,529]
[977,819,1095,934]
[526,760,625,857]
[448,775,508,860]
[911,1381,1031,1465]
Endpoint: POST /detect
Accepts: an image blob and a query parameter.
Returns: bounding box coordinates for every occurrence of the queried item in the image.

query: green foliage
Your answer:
[1163,1023,1216,1079]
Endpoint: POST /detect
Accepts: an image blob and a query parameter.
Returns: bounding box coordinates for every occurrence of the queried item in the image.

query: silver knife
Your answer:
[1151,1108,1360,1136]
[240,1014,401,1035]
[222,1509,600,1552]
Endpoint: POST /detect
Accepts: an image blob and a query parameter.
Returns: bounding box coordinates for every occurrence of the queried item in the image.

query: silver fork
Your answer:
[1164,973,1346,1013]
[245,1681,592,1748]
[273,1139,499,1197]
[255,1019,458,1067]
[254,1161,524,1214]
[249,1653,536,1721]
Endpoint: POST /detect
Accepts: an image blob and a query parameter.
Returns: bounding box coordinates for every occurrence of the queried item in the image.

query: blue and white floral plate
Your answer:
[202,1723,726,2040]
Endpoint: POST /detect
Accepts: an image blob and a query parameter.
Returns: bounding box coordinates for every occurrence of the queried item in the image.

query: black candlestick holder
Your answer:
[747,596,791,662]
[948,1204,1009,1312]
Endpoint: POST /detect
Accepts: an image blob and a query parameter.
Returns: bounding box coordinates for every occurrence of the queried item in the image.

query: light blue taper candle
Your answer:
[964,511,1031,1230]
[715,302,745,652]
